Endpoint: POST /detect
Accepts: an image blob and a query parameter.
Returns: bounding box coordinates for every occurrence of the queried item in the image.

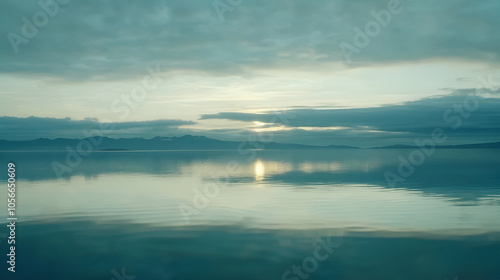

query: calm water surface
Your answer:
[1,149,499,280]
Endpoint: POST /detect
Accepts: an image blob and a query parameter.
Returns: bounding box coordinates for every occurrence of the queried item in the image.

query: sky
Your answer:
[1,0,499,147]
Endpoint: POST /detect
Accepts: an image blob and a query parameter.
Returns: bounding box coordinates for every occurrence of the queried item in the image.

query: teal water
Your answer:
[1,149,499,279]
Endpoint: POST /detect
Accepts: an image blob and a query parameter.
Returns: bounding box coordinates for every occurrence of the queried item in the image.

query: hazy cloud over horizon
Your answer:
[2,90,500,147]
[0,116,195,141]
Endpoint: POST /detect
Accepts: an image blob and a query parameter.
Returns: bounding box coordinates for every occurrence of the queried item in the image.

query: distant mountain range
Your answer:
[0,135,355,151]
[0,135,499,150]
[371,142,500,149]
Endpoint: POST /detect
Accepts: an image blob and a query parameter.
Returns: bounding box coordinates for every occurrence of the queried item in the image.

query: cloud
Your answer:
[441,87,500,96]
[0,116,196,140]
[1,0,500,79]
[200,90,500,146]
[2,91,500,147]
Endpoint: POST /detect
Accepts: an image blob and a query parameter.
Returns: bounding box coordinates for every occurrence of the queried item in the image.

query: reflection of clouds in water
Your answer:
[299,161,343,173]
[2,150,500,212]
[11,173,500,233]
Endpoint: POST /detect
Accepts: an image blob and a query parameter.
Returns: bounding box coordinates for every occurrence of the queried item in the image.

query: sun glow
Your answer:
[254,159,265,181]
[253,121,266,126]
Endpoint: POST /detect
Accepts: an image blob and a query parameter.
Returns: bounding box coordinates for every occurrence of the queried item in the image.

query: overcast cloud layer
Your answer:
[1,0,500,78]
[1,0,499,146]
